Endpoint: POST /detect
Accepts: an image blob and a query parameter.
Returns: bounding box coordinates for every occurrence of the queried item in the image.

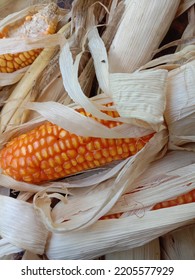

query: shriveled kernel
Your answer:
[94,140,101,149]
[23,51,30,58]
[76,155,85,163]
[44,168,53,175]
[26,157,34,168]
[21,146,27,156]
[65,139,72,149]
[63,162,72,170]
[71,159,77,166]
[94,160,101,166]
[54,155,62,164]
[1,67,7,73]
[107,157,113,163]
[86,142,95,151]
[94,152,102,160]
[61,153,68,161]
[19,54,26,62]
[108,139,115,146]
[67,149,77,159]
[14,57,23,65]
[33,141,39,150]
[26,167,36,173]
[129,144,136,153]
[47,136,55,144]
[59,130,67,138]
[32,155,39,166]
[19,157,25,167]
[48,147,54,156]
[48,158,55,167]
[85,153,93,161]
[109,147,117,156]
[4,54,12,61]
[71,137,78,149]
[22,176,32,182]
[54,166,63,173]
[27,144,33,153]
[117,146,123,155]
[29,50,35,56]
[7,61,14,69]
[14,149,20,157]
[54,143,60,153]
[78,146,86,154]
[53,126,58,136]
[40,161,48,169]
[10,158,18,169]
[122,143,129,153]
[59,140,65,150]
[88,162,95,169]
[41,149,48,158]
[0,58,6,67]
[40,138,45,146]
[20,170,26,176]
[41,128,46,137]
[35,152,42,161]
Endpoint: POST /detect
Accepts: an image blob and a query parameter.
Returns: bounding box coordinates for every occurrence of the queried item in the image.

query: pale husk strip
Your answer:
[0,34,65,55]
[176,0,195,17]
[165,60,195,151]
[0,195,48,254]
[27,100,154,138]
[140,45,195,71]
[0,22,70,133]
[0,238,22,258]
[0,67,28,87]
[108,0,181,73]
[46,203,195,260]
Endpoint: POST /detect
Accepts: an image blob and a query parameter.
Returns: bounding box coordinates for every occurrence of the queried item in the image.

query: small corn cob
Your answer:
[0,106,153,183]
[100,189,195,220]
[0,4,58,73]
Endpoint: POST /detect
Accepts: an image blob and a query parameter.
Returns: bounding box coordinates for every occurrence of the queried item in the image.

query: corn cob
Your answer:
[100,189,195,220]
[0,106,153,183]
[152,189,195,210]
[0,4,58,73]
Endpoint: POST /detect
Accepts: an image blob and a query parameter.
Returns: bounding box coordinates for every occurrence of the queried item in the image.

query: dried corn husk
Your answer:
[0,0,195,260]
[45,150,195,259]
[0,3,69,87]
[108,0,181,73]
[165,59,195,151]
[176,0,195,16]
[0,25,168,236]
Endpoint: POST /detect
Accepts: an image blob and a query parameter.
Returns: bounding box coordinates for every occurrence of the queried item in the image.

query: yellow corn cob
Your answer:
[0,4,58,73]
[0,106,153,183]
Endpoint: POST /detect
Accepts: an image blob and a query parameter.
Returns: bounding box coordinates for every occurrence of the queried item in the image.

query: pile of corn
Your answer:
[0,0,195,260]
